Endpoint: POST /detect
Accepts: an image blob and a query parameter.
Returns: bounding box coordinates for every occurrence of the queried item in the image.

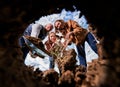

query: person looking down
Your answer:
[19,23,53,59]
[54,19,98,67]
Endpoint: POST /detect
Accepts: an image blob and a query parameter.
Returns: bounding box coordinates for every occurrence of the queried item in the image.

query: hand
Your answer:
[65,32,73,39]
[29,51,37,58]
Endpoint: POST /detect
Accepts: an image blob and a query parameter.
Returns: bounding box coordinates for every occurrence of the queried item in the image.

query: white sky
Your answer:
[24,8,98,72]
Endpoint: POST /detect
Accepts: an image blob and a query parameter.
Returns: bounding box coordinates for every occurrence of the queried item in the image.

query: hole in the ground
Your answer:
[1,0,120,87]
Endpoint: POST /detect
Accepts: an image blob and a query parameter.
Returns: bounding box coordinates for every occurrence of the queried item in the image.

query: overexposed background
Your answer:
[24,7,98,73]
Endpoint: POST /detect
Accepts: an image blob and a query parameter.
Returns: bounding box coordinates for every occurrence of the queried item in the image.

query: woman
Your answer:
[44,32,64,58]
[54,19,98,67]
[45,32,57,51]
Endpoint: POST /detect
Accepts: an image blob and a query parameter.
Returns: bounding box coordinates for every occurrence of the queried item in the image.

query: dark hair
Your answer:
[89,23,96,30]
[54,19,68,33]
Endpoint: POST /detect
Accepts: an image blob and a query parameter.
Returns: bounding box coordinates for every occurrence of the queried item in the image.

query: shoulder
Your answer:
[32,23,43,30]
[67,20,78,25]
[67,19,76,23]
[44,40,50,45]
[67,20,78,27]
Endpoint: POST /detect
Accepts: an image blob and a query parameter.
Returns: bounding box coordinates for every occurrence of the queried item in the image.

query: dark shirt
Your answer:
[38,26,47,40]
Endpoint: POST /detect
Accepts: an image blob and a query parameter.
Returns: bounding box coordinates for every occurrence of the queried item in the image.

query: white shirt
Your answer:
[31,23,42,38]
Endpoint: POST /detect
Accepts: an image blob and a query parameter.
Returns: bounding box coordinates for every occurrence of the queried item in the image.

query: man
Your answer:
[19,23,53,59]
[54,19,98,67]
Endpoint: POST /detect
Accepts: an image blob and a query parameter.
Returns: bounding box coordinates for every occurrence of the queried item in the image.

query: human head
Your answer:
[88,23,97,36]
[54,19,66,30]
[48,32,57,43]
[54,19,67,35]
[44,23,53,32]
[88,23,96,32]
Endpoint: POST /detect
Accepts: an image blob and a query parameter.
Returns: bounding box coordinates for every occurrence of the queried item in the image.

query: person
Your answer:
[88,23,100,43]
[44,32,60,71]
[44,32,58,51]
[19,23,33,59]
[19,22,53,59]
[23,23,57,71]
[54,19,98,67]
[88,23,103,59]
[44,32,64,57]
[30,23,53,39]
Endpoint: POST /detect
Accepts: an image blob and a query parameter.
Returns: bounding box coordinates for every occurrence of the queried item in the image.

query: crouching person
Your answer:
[54,19,98,67]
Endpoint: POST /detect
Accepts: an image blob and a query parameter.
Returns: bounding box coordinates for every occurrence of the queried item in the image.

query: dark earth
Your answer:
[0,0,120,87]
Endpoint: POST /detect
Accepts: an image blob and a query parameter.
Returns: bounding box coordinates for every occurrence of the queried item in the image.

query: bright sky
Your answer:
[24,8,98,73]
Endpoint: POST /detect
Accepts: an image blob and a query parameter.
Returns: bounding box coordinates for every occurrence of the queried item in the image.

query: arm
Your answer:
[67,20,83,33]
[62,32,74,50]
[31,24,42,38]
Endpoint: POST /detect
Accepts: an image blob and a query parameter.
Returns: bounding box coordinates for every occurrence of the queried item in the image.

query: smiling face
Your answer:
[54,20,67,36]
[49,32,57,43]
[54,21,62,29]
